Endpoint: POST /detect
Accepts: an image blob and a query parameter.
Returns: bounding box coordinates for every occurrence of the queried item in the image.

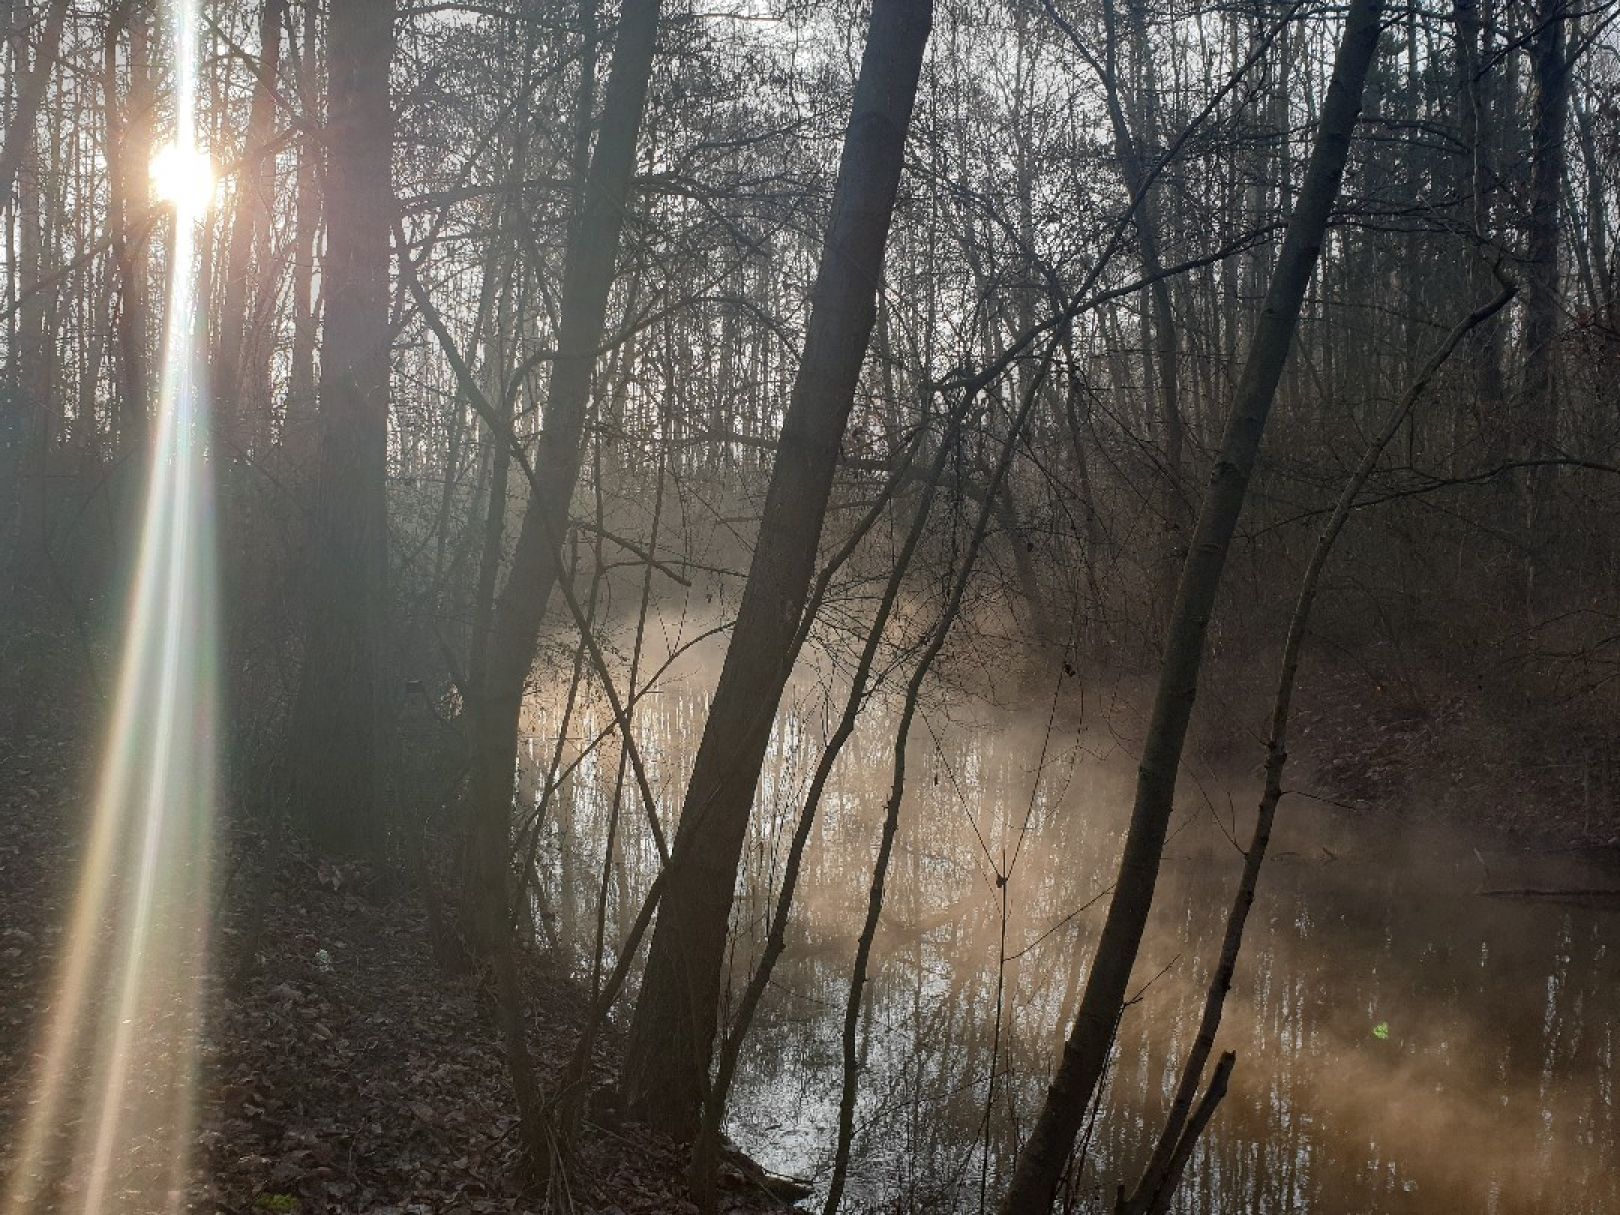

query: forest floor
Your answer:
[0,710,792,1215]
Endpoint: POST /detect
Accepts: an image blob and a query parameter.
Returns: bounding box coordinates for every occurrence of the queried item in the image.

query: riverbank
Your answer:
[0,711,791,1215]
[5,604,1617,1213]
[1288,655,1620,854]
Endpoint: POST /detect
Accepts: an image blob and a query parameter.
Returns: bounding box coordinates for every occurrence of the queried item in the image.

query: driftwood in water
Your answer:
[716,1144,815,1205]
[1479,887,1620,907]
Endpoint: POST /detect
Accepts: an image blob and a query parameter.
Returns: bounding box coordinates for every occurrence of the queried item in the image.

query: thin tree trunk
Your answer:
[1521,0,1569,605]
[462,0,660,947]
[1096,0,1184,517]
[213,0,287,461]
[691,399,952,1211]
[0,0,68,205]
[12,116,48,549]
[437,0,663,1172]
[1119,283,1513,1215]
[103,2,151,460]
[619,0,934,1140]
[1133,1052,1235,1215]
[826,348,1053,1215]
[999,1,1383,1206]
[281,0,321,458]
[466,18,544,690]
[1452,0,1507,474]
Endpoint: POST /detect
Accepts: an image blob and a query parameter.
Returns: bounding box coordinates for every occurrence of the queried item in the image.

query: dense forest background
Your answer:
[0,0,1617,1209]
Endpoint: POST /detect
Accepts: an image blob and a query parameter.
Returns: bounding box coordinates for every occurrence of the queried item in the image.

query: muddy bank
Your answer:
[1288,657,1620,853]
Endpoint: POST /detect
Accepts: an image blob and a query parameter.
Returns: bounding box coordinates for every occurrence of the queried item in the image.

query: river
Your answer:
[517,631,1619,1213]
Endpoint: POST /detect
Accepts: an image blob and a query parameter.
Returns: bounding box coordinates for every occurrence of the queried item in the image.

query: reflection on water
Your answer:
[517,628,1619,1213]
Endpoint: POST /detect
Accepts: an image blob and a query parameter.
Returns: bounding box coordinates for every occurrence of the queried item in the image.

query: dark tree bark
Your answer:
[1045,0,1185,633]
[285,0,395,856]
[1452,0,1507,450]
[620,0,934,1140]
[690,415,942,1212]
[999,0,1385,1207]
[1104,0,1183,501]
[10,111,48,548]
[438,20,668,1180]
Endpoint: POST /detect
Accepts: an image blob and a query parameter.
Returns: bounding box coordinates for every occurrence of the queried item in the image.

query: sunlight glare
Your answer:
[148,142,216,216]
[2,2,219,1212]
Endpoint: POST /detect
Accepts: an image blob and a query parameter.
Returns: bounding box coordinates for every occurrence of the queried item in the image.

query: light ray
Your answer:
[2,2,219,1211]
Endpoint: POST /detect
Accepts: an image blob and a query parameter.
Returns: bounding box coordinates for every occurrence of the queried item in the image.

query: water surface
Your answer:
[519,642,1619,1213]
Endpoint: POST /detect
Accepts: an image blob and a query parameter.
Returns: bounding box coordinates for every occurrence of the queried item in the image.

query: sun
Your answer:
[149,141,215,215]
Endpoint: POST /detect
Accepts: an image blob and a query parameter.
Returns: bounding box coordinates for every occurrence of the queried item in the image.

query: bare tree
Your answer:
[1000,0,1386,1204]
[1118,282,1515,1215]
[619,0,936,1139]
[461,0,662,947]
[102,1,152,459]
[0,0,68,204]
[213,0,287,461]
[1522,0,1571,603]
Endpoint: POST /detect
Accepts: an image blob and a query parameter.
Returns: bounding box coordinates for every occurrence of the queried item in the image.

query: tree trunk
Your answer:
[213,0,287,461]
[999,0,1383,1206]
[284,0,395,856]
[1101,0,1183,516]
[103,2,152,460]
[0,0,68,204]
[462,0,660,946]
[1119,284,1512,1215]
[1521,0,1569,604]
[282,0,321,457]
[12,116,48,549]
[620,0,934,1140]
[1452,0,1507,472]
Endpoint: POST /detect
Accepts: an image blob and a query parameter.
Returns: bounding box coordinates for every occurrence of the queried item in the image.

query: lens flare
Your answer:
[149,142,216,216]
[3,2,218,1211]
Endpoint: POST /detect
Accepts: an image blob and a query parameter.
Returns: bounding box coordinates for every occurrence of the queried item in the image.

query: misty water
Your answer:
[515,629,1619,1214]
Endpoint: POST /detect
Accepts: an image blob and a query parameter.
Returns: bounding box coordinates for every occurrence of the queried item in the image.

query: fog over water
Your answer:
[517,624,1619,1213]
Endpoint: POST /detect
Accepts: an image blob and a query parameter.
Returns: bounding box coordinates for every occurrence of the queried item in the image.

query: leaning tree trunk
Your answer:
[999,0,1384,1207]
[1119,283,1513,1215]
[620,0,934,1140]
[462,0,660,945]
[438,38,667,1176]
[284,0,395,857]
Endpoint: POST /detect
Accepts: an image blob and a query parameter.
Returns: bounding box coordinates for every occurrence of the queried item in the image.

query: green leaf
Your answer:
[1372,1021,1390,1041]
